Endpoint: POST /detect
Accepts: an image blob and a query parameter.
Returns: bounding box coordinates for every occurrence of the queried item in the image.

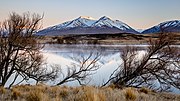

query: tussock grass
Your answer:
[0,84,179,101]
[124,87,137,100]
[0,86,6,94]
[139,87,150,94]
[26,90,43,101]
[11,88,22,100]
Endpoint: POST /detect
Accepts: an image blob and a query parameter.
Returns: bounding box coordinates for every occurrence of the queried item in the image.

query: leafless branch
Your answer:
[56,52,101,86]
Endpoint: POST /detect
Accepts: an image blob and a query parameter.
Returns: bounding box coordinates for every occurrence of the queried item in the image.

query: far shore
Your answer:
[37,33,180,45]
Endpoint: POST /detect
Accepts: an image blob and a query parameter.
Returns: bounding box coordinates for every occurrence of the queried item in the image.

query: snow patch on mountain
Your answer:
[136,29,144,33]
[48,16,96,30]
[142,20,180,34]
[159,20,180,28]
[92,16,131,30]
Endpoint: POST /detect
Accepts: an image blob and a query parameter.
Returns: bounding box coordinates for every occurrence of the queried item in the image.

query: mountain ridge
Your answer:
[37,17,180,36]
[37,16,138,36]
[142,20,180,34]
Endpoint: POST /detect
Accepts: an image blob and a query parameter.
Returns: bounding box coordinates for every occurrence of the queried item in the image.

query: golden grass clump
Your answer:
[11,88,21,100]
[25,84,52,101]
[26,90,43,101]
[83,86,95,100]
[33,84,48,93]
[59,88,69,98]
[107,84,116,90]
[124,87,137,101]
[96,90,106,101]
[49,86,60,97]
[139,87,150,94]
[0,86,6,94]
[72,86,81,94]
[72,86,106,101]
[73,86,94,101]
[12,84,31,92]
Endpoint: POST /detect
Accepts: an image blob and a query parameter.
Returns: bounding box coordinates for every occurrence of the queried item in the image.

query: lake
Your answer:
[42,44,180,93]
[42,44,148,85]
[6,44,180,93]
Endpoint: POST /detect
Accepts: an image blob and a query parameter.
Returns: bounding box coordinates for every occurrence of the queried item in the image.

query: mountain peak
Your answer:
[99,16,111,20]
[159,20,180,27]
[78,16,95,20]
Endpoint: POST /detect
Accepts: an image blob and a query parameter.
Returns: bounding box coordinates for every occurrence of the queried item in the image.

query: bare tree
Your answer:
[0,12,58,88]
[102,33,180,92]
[56,52,101,86]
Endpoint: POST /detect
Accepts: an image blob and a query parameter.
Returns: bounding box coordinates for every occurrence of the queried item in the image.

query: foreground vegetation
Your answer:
[0,84,180,101]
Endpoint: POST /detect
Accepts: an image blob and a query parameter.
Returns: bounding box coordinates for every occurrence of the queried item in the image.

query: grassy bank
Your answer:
[38,33,180,45]
[0,84,180,101]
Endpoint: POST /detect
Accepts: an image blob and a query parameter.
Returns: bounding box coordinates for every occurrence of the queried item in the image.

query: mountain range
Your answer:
[37,16,180,36]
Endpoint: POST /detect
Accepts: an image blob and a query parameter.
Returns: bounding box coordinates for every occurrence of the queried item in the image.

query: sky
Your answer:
[0,0,180,29]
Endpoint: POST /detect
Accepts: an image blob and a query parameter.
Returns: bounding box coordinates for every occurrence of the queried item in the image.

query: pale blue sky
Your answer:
[0,0,180,29]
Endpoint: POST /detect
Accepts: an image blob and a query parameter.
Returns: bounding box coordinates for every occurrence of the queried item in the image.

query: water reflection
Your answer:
[32,44,180,94]
[42,44,149,86]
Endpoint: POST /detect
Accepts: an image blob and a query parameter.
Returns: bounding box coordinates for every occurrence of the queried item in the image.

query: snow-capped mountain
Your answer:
[92,16,131,30]
[142,20,180,34]
[51,16,96,29]
[37,16,138,36]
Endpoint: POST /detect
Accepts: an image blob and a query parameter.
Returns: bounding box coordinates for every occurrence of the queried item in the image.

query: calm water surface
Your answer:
[42,44,180,93]
[6,44,179,93]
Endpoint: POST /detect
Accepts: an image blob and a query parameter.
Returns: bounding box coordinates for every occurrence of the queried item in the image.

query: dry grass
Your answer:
[139,87,150,94]
[124,87,137,100]
[0,84,179,101]
[26,90,43,101]
[11,88,22,100]
[0,86,6,94]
